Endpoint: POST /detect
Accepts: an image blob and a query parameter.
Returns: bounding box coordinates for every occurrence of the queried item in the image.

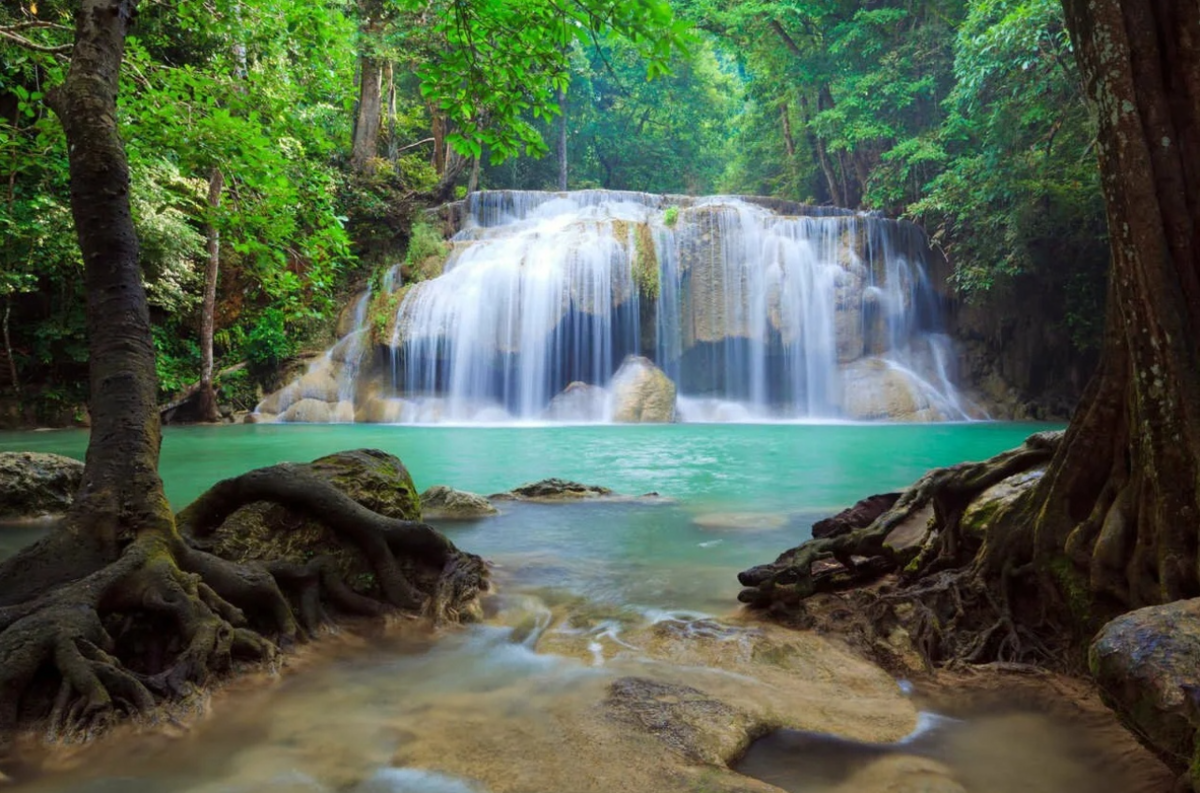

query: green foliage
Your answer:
[663,206,679,227]
[243,309,295,376]
[404,219,450,276]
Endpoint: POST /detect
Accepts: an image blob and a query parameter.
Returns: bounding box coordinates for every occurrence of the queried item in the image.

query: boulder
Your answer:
[839,358,946,422]
[542,381,607,422]
[190,449,423,595]
[0,451,84,519]
[1091,598,1200,786]
[811,493,901,539]
[281,398,334,423]
[605,677,761,765]
[491,478,613,502]
[420,485,498,520]
[959,468,1044,541]
[610,356,677,423]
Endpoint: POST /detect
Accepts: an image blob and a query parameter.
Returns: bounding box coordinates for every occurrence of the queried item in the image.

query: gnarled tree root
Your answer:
[738,430,1066,669]
[0,461,488,766]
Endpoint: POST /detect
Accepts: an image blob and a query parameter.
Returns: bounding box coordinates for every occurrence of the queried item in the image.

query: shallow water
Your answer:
[1,422,1153,793]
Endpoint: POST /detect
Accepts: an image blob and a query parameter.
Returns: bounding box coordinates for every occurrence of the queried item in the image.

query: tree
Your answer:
[738,0,1200,669]
[0,0,480,754]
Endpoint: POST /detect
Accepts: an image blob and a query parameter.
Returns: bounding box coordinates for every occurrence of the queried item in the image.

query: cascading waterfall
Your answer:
[256,190,981,423]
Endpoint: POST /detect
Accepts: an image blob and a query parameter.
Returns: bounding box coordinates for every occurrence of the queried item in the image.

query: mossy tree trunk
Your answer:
[1036,0,1200,618]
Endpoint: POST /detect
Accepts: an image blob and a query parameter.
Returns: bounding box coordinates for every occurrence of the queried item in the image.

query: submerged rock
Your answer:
[811,493,901,539]
[1091,598,1200,785]
[420,485,498,520]
[610,356,677,423]
[693,512,789,532]
[491,478,614,502]
[605,677,763,765]
[0,451,84,519]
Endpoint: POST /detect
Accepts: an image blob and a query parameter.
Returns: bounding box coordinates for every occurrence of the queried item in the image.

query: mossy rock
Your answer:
[0,452,84,519]
[192,449,422,594]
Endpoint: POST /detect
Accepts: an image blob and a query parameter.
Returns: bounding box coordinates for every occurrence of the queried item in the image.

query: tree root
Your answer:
[0,455,489,763]
[738,430,1068,670]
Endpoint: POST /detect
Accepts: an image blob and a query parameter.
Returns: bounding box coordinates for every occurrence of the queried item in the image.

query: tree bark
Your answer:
[557,87,568,191]
[779,101,796,158]
[197,167,224,424]
[385,60,397,161]
[46,0,171,562]
[1030,0,1200,614]
[351,55,383,169]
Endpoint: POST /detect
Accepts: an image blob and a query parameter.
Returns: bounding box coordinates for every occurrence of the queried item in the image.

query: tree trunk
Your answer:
[351,55,383,169]
[430,105,447,174]
[557,87,568,191]
[779,101,796,158]
[1031,0,1200,616]
[197,167,224,424]
[385,60,397,161]
[47,0,169,558]
[800,95,842,206]
[2,297,18,398]
[467,155,480,194]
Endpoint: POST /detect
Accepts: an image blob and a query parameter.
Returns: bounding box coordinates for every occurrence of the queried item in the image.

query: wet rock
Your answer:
[190,449,424,595]
[605,677,763,765]
[840,358,947,422]
[491,478,613,502]
[610,356,677,423]
[542,381,606,422]
[1090,598,1200,785]
[420,485,498,520]
[811,493,901,539]
[281,398,333,423]
[0,451,84,519]
[959,468,1044,541]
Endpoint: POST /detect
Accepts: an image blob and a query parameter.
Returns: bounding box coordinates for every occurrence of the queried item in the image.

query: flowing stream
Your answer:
[0,423,1161,792]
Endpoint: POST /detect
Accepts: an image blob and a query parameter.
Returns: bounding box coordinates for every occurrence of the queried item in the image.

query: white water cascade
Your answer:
[257,190,981,424]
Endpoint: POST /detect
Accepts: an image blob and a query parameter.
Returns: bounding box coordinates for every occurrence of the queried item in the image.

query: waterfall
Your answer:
[256,190,981,423]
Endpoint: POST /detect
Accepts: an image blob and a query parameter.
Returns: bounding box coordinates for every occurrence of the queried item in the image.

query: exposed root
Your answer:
[739,430,1068,670]
[0,452,489,764]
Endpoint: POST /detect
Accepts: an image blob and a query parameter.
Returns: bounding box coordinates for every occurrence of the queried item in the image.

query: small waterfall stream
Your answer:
[258,190,981,424]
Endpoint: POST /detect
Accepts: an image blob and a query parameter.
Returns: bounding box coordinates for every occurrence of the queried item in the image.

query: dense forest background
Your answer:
[0,0,1107,424]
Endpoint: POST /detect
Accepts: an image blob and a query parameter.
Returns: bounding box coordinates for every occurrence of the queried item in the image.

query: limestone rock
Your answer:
[280,398,333,423]
[542,381,607,422]
[611,356,677,423]
[812,493,901,539]
[189,449,423,595]
[420,485,498,520]
[605,677,762,765]
[0,451,84,519]
[840,358,946,422]
[491,479,613,502]
[1091,598,1200,784]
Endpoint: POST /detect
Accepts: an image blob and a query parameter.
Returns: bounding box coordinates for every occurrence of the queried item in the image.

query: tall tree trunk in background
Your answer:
[351,54,383,169]
[430,105,446,174]
[2,297,18,398]
[1026,0,1200,616]
[467,155,480,193]
[779,101,796,157]
[385,60,397,161]
[197,167,224,423]
[800,95,842,206]
[557,87,568,191]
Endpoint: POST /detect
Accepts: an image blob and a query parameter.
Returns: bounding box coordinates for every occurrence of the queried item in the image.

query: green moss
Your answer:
[631,223,660,301]
[404,219,449,280]
[1048,555,1091,630]
[663,205,679,227]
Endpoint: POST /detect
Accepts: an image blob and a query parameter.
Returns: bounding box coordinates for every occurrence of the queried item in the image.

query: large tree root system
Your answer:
[738,430,1068,670]
[0,459,486,764]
